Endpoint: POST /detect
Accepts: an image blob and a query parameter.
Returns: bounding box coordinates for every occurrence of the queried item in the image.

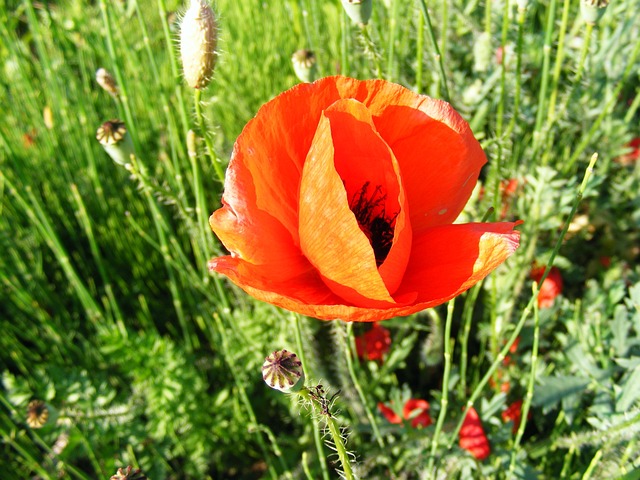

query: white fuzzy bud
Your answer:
[180,0,218,89]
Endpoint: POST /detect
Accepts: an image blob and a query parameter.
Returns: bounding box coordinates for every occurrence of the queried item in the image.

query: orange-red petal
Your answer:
[459,407,491,460]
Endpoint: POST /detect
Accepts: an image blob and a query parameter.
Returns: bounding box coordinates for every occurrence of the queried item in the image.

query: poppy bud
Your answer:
[96,119,135,166]
[340,0,373,26]
[96,68,119,97]
[473,32,492,73]
[291,49,318,84]
[580,0,609,25]
[180,0,219,89]
[262,349,305,393]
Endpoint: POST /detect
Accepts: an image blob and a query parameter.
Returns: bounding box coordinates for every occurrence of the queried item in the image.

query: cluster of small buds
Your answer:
[110,466,147,480]
[262,349,304,392]
[96,68,119,97]
[26,399,49,428]
[291,49,318,84]
[180,0,218,89]
[580,0,609,25]
[340,0,372,26]
[96,119,135,166]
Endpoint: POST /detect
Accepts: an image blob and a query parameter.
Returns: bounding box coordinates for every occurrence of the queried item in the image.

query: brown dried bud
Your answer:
[96,68,119,97]
[110,466,147,480]
[180,0,218,89]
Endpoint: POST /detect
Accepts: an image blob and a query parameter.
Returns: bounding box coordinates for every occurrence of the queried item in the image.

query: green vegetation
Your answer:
[1,0,639,478]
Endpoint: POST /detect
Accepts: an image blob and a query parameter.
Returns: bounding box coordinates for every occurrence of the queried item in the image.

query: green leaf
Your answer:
[611,305,631,357]
[533,375,591,411]
[616,366,640,413]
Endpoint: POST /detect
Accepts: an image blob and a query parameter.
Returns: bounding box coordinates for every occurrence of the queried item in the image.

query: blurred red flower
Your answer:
[459,407,490,460]
[502,399,524,433]
[530,266,563,308]
[209,76,521,321]
[355,323,391,361]
[378,398,432,428]
[616,137,640,166]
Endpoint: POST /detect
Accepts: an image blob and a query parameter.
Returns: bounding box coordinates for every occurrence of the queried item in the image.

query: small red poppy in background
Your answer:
[459,407,490,460]
[355,323,391,361]
[502,399,528,434]
[209,76,521,321]
[615,137,640,166]
[378,399,432,428]
[530,266,563,308]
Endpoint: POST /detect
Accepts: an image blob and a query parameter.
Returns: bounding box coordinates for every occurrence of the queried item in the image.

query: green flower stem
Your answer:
[385,0,400,81]
[194,89,226,184]
[624,86,640,123]
[532,0,558,154]
[458,284,482,397]
[428,299,455,472]
[297,387,355,480]
[545,0,571,128]
[505,5,526,142]
[418,0,450,102]
[360,25,382,79]
[344,322,385,449]
[508,282,540,478]
[495,0,510,138]
[415,12,424,93]
[447,153,599,449]
[294,315,330,480]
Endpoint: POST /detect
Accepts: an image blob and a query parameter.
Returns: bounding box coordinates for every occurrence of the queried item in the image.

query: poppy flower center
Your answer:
[349,182,397,266]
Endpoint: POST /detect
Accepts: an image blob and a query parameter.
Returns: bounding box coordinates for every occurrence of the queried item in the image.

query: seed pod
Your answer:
[340,0,373,26]
[291,49,318,84]
[96,68,119,97]
[110,466,147,480]
[580,0,609,25]
[180,0,218,89]
[262,349,304,393]
[96,119,135,166]
[26,400,49,428]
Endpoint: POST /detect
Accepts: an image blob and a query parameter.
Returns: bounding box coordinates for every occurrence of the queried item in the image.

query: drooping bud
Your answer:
[96,120,135,166]
[26,400,49,428]
[580,0,609,25]
[340,0,373,26]
[180,0,218,89]
[262,349,304,393]
[291,49,318,83]
[96,68,119,98]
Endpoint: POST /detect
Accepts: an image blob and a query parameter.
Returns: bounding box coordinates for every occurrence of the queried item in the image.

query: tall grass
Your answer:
[1,0,639,478]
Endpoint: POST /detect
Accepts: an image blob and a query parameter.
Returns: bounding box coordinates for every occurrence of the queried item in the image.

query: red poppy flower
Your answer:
[403,399,432,428]
[502,399,526,433]
[209,76,521,321]
[459,407,490,460]
[355,322,391,361]
[378,398,432,428]
[530,266,563,308]
[616,137,640,166]
[378,402,402,424]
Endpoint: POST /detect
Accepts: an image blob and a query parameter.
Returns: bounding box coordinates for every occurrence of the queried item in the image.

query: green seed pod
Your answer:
[262,349,305,393]
[580,0,609,25]
[180,0,218,89]
[96,120,135,166]
[340,0,373,26]
[291,49,318,83]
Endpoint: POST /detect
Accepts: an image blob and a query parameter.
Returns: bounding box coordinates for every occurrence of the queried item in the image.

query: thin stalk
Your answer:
[505,6,526,141]
[294,315,330,480]
[427,299,456,473]
[341,10,350,75]
[458,284,482,397]
[360,25,383,79]
[496,0,510,138]
[416,11,424,93]
[386,0,400,81]
[448,153,599,448]
[418,0,450,102]
[545,0,572,128]
[624,86,640,123]
[532,0,558,152]
[507,283,540,478]
[194,89,226,183]
[345,322,385,448]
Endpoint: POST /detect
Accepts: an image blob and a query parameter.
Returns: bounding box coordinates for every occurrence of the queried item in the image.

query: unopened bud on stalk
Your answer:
[43,105,54,129]
[291,49,318,83]
[96,120,135,166]
[180,0,218,89]
[580,0,609,25]
[262,349,304,393]
[340,0,373,26]
[96,68,119,97]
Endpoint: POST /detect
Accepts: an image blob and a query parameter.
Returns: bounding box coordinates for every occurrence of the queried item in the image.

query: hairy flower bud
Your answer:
[340,0,373,26]
[180,0,218,89]
[291,49,318,83]
[262,349,304,392]
[96,68,119,97]
[580,0,609,25]
[96,119,135,166]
